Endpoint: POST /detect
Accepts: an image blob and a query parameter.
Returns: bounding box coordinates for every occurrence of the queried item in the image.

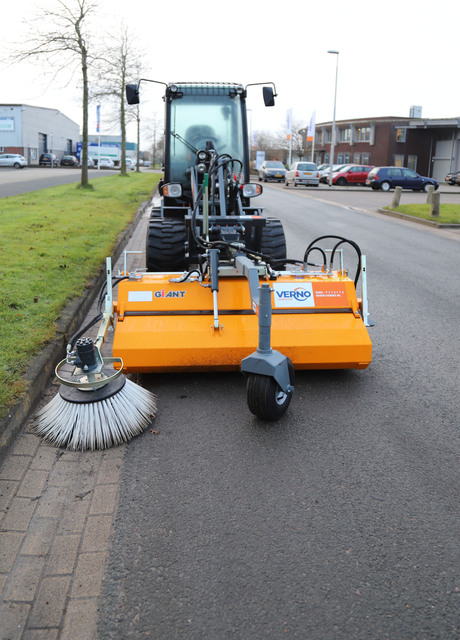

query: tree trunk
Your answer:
[80,48,89,187]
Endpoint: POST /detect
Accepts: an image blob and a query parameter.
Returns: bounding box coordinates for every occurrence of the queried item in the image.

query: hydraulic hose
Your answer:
[67,276,129,351]
[303,235,362,287]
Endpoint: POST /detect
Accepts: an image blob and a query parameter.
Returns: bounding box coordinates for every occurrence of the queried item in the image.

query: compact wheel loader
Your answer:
[114,80,373,420]
[37,81,373,451]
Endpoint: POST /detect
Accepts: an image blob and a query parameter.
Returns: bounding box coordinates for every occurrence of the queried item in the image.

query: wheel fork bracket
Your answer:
[240,280,293,393]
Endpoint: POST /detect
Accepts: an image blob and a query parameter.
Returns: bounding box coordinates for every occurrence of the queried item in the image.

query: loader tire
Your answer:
[260,218,287,269]
[146,218,186,272]
[246,358,295,421]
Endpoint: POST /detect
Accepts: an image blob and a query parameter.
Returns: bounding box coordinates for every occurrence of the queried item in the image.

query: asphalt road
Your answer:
[0,166,118,197]
[98,187,460,639]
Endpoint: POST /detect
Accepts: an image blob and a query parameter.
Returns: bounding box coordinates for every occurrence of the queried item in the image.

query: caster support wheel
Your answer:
[246,359,295,421]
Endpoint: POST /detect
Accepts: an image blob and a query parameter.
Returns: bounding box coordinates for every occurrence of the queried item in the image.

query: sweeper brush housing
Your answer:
[112,273,372,373]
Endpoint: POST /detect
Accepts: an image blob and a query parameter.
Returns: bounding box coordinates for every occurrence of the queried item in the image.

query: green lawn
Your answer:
[0,172,160,420]
[384,203,460,224]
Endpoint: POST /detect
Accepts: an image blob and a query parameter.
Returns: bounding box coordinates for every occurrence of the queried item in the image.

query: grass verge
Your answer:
[0,172,160,420]
[383,203,460,224]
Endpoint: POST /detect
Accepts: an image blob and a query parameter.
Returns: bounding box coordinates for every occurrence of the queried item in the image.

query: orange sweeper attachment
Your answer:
[112,255,372,375]
[34,81,373,450]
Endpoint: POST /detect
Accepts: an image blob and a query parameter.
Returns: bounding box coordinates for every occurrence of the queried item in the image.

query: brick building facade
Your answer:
[312,116,432,175]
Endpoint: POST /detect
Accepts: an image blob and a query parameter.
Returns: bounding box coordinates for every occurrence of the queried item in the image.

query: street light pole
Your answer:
[327,50,339,187]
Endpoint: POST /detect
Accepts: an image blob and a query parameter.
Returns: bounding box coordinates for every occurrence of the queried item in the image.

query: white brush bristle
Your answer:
[35,379,157,451]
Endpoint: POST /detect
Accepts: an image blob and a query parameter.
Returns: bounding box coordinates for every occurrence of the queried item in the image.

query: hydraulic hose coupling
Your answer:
[75,337,98,372]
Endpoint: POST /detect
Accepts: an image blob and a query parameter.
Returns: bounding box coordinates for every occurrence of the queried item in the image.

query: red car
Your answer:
[332,164,374,186]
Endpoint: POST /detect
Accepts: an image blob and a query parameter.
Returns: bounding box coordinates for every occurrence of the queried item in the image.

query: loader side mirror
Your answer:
[126,84,140,105]
[263,87,275,107]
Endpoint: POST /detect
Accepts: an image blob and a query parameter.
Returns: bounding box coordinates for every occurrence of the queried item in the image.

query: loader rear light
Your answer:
[162,183,182,198]
[242,183,262,198]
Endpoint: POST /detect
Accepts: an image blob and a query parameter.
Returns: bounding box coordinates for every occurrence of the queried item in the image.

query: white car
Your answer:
[285,162,319,187]
[98,156,115,169]
[0,153,27,169]
[126,158,136,171]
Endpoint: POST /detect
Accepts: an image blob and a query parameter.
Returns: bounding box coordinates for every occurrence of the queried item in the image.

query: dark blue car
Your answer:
[366,166,439,192]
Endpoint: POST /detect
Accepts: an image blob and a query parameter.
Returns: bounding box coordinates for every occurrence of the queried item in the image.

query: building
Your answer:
[0,104,80,165]
[86,135,138,158]
[311,115,460,181]
[407,117,460,180]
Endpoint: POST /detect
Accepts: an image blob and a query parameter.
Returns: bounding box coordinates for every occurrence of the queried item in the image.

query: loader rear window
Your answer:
[168,90,246,188]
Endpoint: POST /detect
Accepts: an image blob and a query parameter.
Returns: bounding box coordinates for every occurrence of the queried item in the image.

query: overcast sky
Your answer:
[1,0,457,144]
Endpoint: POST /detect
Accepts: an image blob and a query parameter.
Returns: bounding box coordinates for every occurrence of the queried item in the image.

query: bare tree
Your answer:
[253,130,277,153]
[11,0,98,188]
[92,25,146,175]
[273,118,307,164]
[142,112,164,169]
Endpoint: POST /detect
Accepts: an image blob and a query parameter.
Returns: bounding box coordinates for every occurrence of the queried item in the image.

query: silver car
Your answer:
[0,153,27,169]
[258,160,287,182]
[285,161,319,187]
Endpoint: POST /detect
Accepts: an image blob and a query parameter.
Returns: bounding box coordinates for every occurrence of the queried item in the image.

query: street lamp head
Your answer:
[327,50,339,55]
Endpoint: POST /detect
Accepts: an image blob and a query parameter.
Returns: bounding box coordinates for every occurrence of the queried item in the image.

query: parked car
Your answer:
[258,160,287,182]
[319,164,348,183]
[366,166,439,192]
[60,155,79,167]
[79,157,95,167]
[98,156,115,169]
[285,162,319,187]
[316,163,330,173]
[39,153,60,166]
[445,170,460,185]
[126,158,136,171]
[0,153,27,169]
[331,164,374,186]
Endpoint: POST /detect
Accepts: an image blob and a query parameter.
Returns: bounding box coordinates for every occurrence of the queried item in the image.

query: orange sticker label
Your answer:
[312,283,349,307]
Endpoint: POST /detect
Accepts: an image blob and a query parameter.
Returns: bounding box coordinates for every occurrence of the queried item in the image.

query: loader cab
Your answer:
[126,80,276,213]
[164,83,249,203]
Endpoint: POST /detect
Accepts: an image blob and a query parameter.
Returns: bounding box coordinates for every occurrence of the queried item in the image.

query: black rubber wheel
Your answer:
[260,219,287,268]
[337,177,347,186]
[260,218,287,269]
[146,218,186,271]
[246,358,295,421]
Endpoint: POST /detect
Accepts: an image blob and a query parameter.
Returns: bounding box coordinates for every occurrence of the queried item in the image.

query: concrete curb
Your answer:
[0,199,152,463]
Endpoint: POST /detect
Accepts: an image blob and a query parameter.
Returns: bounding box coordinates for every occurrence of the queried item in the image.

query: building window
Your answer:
[407,155,417,171]
[394,154,404,167]
[353,153,361,163]
[340,128,351,142]
[322,130,331,144]
[396,128,406,142]
[362,152,370,164]
[337,153,343,164]
[344,153,351,164]
[357,127,371,142]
